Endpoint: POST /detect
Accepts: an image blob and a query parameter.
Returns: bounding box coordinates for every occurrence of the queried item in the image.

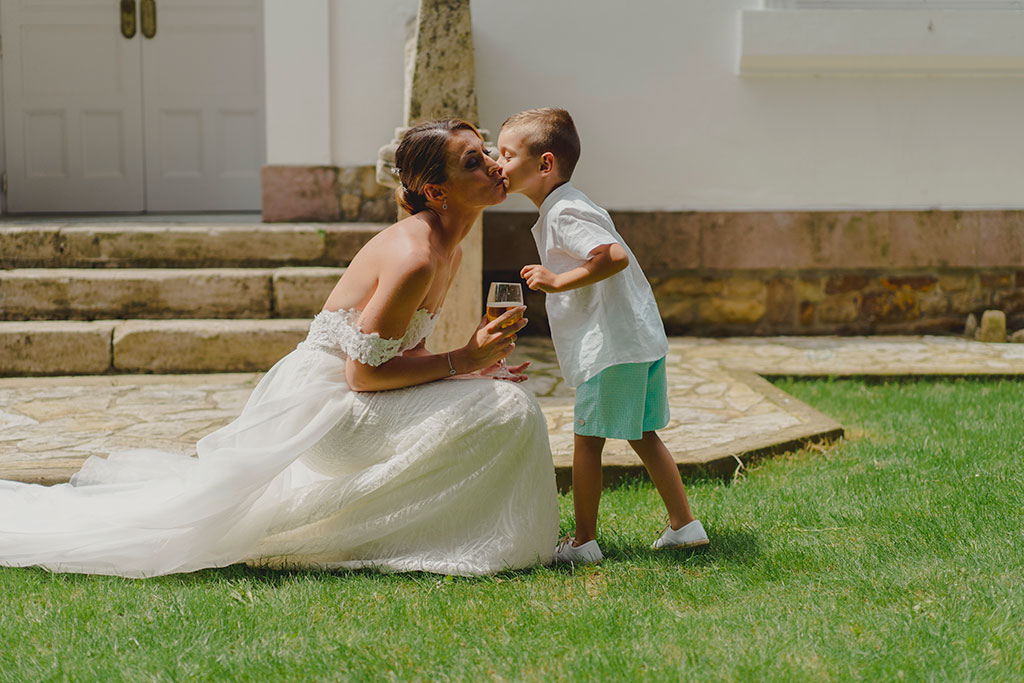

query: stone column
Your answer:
[377,0,486,354]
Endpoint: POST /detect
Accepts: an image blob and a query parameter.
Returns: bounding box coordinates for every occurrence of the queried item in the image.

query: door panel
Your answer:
[142,0,264,211]
[24,110,66,177]
[219,109,261,177]
[82,111,128,178]
[1,2,145,212]
[1,0,264,213]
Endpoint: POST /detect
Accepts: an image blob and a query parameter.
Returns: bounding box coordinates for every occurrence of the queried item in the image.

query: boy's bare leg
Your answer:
[572,434,606,545]
[628,431,695,530]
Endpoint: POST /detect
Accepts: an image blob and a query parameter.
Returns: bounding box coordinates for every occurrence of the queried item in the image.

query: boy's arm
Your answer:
[521,242,629,294]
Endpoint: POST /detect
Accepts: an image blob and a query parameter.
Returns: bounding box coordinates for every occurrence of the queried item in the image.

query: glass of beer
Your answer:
[486,282,524,378]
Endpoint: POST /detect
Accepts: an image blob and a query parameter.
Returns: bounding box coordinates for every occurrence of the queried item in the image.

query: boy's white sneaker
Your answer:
[553,536,603,565]
[652,519,709,550]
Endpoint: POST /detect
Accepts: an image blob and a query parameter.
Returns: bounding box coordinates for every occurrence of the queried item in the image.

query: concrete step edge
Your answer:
[0,267,345,321]
[0,319,313,376]
[0,266,346,278]
[0,223,388,268]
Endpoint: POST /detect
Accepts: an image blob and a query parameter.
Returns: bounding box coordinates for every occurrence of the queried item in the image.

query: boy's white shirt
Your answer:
[531,182,668,388]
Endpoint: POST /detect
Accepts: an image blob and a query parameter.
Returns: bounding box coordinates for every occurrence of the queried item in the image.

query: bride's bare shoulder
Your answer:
[324,216,437,313]
[367,215,435,259]
[350,215,436,285]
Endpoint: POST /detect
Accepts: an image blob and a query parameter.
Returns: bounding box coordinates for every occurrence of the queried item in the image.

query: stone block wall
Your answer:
[646,269,1024,336]
[262,173,1024,336]
[262,165,397,223]
[483,210,1024,336]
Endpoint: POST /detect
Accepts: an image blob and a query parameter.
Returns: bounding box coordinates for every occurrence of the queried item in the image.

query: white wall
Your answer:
[264,0,332,165]
[0,8,6,214]
[313,0,1024,211]
[329,0,415,165]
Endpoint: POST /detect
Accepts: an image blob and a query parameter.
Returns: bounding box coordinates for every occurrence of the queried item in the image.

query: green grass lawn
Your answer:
[2,378,1022,681]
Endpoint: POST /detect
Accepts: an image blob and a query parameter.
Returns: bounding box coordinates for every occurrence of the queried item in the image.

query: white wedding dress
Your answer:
[0,308,559,578]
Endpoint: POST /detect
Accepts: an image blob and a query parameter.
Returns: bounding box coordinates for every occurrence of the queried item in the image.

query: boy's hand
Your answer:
[520,264,561,293]
[521,244,629,295]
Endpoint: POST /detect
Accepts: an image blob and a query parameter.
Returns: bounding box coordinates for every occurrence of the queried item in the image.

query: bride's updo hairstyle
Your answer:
[394,119,482,214]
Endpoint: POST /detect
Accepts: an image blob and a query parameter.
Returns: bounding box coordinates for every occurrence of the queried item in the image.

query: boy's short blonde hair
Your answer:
[501,108,581,181]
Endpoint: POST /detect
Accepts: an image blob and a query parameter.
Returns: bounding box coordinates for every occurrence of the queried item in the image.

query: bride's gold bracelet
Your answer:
[445,352,457,376]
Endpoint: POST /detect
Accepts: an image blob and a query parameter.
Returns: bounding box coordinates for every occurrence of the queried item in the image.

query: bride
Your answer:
[0,119,559,578]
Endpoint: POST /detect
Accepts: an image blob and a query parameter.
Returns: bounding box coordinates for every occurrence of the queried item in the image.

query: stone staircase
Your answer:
[0,221,386,375]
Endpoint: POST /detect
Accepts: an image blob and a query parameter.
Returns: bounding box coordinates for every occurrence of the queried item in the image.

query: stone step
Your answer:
[0,267,345,321]
[0,319,313,376]
[0,222,386,268]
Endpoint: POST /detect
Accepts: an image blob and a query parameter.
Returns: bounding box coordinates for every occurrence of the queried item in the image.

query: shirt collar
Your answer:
[538,181,575,217]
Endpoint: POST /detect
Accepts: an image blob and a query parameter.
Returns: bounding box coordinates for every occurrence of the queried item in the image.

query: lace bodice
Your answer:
[297,308,437,366]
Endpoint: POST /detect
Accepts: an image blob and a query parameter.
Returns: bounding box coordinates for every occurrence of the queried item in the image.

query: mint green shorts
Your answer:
[573,357,669,440]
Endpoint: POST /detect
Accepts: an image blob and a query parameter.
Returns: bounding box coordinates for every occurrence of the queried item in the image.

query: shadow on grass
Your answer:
[137,559,553,587]
[7,531,756,587]
[600,526,761,569]
[538,526,761,577]
[4,563,336,588]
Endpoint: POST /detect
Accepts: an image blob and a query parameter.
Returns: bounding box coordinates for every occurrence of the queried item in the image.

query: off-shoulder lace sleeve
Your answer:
[299,309,405,366]
[340,327,403,366]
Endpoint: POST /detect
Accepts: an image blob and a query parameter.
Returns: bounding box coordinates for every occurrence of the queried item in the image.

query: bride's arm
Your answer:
[347,314,524,392]
[399,339,430,357]
[345,255,525,392]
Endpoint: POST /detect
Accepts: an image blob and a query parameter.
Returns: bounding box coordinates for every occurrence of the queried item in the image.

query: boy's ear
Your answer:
[538,152,556,175]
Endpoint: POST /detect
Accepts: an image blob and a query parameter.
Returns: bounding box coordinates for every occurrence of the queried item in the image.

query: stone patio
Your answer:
[5,332,1018,492]
[518,338,843,489]
[677,335,1024,376]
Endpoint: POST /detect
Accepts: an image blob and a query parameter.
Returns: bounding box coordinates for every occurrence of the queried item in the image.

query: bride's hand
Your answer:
[459,306,527,372]
[478,360,531,382]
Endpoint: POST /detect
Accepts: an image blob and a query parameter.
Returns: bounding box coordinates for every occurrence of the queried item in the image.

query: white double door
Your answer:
[1,0,264,213]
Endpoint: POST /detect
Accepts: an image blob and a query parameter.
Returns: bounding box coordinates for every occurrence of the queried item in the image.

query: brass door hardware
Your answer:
[141,0,157,39]
[120,0,136,39]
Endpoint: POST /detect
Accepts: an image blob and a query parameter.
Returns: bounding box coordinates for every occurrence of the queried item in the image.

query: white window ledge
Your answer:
[740,9,1024,76]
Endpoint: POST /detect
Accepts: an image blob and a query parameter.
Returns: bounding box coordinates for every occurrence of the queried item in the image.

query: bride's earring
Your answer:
[442,201,447,210]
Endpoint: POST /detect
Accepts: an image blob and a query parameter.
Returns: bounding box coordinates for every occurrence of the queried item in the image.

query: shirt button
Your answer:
[576,418,585,426]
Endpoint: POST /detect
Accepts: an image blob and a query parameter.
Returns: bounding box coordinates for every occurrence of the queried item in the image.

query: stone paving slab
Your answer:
[679,335,1024,376]
[514,339,842,489]
[0,337,843,489]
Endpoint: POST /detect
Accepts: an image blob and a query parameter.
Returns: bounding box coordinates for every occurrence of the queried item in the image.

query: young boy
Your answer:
[496,108,708,563]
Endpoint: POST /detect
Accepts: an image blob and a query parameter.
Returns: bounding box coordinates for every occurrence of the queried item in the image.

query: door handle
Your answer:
[120,0,136,39]
[141,0,157,39]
